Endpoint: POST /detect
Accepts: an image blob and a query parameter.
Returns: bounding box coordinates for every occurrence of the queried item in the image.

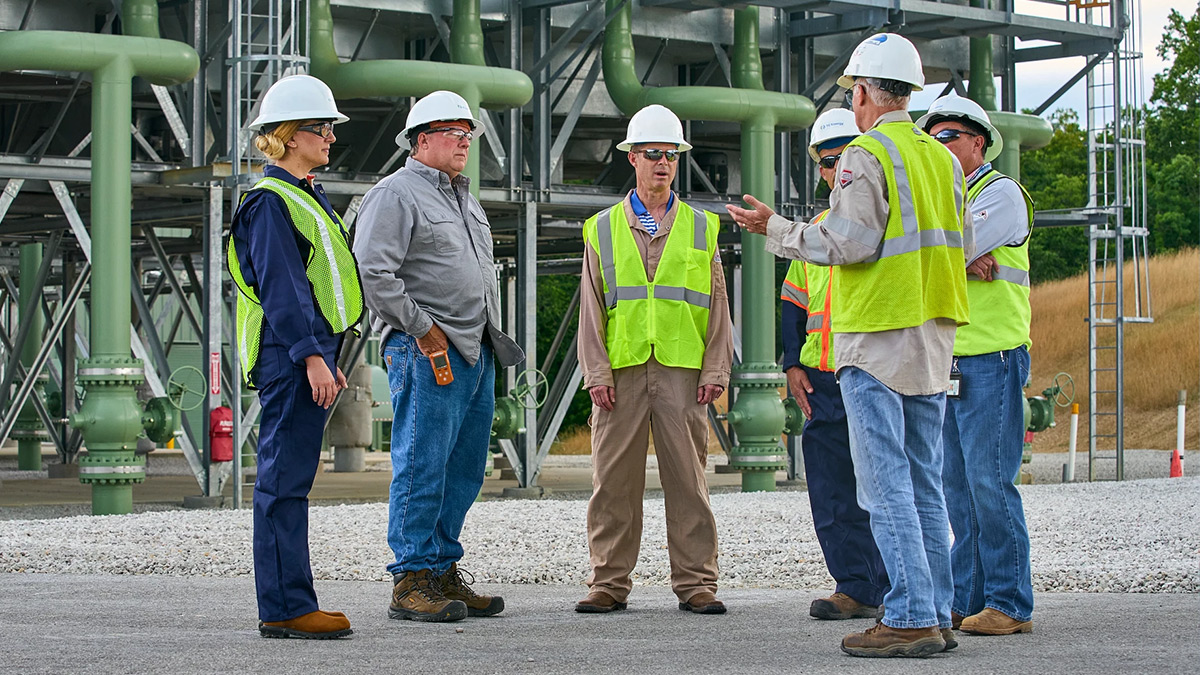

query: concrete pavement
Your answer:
[0,574,1194,674]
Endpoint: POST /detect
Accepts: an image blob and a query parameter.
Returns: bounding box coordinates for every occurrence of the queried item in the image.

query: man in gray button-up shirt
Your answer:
[354,90,522,624]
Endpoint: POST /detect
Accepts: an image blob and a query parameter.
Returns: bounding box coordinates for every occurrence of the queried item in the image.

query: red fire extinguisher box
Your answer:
[210,406,234,462]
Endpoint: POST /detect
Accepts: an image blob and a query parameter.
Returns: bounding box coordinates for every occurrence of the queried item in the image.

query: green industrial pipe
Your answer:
[0,20,199,514]
[309,0,532,193]
[15,244,45,471]
[968,0,997,113]
[604,2,815,491]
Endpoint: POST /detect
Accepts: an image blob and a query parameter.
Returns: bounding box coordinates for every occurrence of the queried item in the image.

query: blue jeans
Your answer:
[800,366,889,606]
[839,367,953,630]
[384,331,494,576]
[941,346,1033,621]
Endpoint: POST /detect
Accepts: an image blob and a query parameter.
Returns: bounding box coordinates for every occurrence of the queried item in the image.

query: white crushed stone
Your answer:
[2,476,1196,593]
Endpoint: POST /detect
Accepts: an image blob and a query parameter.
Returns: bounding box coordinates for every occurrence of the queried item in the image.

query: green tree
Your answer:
[1019,109,1091,283]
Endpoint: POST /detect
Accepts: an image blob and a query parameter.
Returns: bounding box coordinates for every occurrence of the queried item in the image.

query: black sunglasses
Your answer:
[818,153,842,170]
[932,128,980,144]
[636,149,679,162]
[297,121,334,138]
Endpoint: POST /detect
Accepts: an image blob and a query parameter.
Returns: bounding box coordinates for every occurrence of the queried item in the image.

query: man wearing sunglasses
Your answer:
[728,33,972,658]
[576,104,733,616]
[780,108,889,625]
[355,90,524,624]
[918,94,1036,638]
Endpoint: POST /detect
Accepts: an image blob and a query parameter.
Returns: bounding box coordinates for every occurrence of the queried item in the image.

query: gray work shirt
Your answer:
[353,157,523,368]
[764,110,973,395]
[967,163,1030,265]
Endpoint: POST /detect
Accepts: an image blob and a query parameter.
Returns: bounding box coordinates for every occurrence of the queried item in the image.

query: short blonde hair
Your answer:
[253,120,303,160]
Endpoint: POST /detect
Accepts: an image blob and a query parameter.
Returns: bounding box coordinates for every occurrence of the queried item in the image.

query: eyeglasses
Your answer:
[636,149,679,162]
[817,154,842,170]
[297,122,334,139]
[427,127,474,143]
[843,82,859,107]
[931,128,980,144]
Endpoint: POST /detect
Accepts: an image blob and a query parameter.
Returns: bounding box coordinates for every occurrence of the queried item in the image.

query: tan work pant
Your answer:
[586,358,719,602]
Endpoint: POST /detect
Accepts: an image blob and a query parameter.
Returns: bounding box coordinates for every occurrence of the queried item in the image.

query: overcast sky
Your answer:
[909,0,1185,118]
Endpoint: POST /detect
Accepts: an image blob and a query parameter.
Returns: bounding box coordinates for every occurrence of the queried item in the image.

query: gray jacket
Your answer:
[354,157,523,368]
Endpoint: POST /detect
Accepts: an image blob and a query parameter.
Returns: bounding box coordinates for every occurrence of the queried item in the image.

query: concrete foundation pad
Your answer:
[46,464,79,479]
[0,574,1193,674]
[181,494,225,509]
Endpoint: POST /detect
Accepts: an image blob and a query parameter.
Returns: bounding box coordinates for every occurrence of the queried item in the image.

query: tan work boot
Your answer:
[389,569,467,622]
[679,591,727,615]
[941,628,958,651]
[575,590,627,614]
[951,611,964,629]
[960,608,1032,635]
[259,610,352,639]
[841,623,945,658]
[809,592,881,620]
[436,563,504,617]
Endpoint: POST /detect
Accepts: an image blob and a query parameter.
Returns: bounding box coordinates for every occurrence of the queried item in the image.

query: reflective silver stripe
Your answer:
[261,178,350,330]
[806,314,824,331]
[690,205,706,250]
[655,285,711,309]
[79,465,144,475]
[610,286,648,306]
[781,285,808,307]
[876,228,964,261]
[992,264,1030,287]
[865,130,919,239]
[596,207,618,303]
[820,212,884,249]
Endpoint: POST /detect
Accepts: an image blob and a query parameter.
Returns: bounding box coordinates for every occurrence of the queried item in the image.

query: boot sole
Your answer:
[679,602,727,615]
[810,604,881,620]
[388,601,468,623]
[259,625,353,640]
[961,621,1032,635]
[840,636,946,658]
[575,601,627,614]
[466,597,505,617]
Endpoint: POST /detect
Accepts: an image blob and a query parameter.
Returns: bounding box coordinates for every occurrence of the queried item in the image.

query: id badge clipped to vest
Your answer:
[947,359,962,398]
[428,349,454,385]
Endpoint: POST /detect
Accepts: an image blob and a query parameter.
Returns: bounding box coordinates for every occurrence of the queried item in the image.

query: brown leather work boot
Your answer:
[959,608,1032,635]
[436,563,504,617]
[841,623,945,658]
[575,590,627,614]
[951,611,964,629]
[259,610,352,639]
[810,592,882,620]
[389,569,467,622]
[941,628,958,651]
[679,591,726,615]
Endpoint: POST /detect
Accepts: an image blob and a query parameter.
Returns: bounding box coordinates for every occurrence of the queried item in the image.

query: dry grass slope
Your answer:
[552,249,1200,455]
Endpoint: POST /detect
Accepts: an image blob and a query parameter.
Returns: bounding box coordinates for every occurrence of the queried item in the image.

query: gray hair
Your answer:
[860,77,911,111]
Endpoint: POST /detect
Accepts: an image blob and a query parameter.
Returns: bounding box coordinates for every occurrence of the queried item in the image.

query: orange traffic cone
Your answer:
[1169,448,1183,478]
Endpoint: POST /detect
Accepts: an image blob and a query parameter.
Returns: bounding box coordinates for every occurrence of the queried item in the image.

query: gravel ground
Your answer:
[2,475,1195,593]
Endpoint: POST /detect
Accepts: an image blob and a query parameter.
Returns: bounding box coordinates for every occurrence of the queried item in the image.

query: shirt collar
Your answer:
[629,189,674,217]
[966,161,993,185]
[264,164,307,186]
[870,110,915,129]
[405,156,471,192]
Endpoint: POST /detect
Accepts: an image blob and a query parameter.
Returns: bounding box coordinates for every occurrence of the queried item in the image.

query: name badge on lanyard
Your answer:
[948,359,962,398]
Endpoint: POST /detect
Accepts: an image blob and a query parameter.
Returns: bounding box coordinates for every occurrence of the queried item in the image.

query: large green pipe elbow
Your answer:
[989,112,1052,180]
[0,31,198,87]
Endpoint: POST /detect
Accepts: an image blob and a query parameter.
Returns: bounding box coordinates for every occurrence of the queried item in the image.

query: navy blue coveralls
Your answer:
[782,296,889,607]
[230,165,347,622]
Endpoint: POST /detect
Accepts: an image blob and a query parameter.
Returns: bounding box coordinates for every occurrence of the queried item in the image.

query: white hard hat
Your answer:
[916,93,1005,163]
[395,90,484,149]
[808,108,860,162]
[617,104,693,152]
[248,74,348,131]
[837,33,925,92]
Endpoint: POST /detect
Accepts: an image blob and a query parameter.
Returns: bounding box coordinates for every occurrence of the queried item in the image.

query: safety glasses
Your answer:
[297,122,335,139]
[428,127,475,143]
[932,128,980,144]
[818,154,842,170]
[637,148,679,162]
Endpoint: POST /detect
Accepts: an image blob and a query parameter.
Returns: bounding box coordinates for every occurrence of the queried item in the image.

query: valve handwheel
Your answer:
[1052,372,1075,407]
[511,368,548,409]
[166,365,206,411]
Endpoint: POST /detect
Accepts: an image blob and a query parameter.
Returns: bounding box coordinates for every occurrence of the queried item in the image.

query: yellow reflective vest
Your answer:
[781,210,835,371]
[583,200,719,370]
[832,122,969,333]
[954,169,1034,356]
[227,176,364,388]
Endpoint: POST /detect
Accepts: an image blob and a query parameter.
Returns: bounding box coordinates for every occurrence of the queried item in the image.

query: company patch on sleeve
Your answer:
[839,168,854,188]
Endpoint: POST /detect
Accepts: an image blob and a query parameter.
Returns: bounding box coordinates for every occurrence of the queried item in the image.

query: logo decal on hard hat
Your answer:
[867,35,887,45]
[840,169,854,188]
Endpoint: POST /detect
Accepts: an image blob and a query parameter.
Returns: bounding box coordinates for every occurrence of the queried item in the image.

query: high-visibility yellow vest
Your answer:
[227,176,364,388]
[583,200,719,370]
[954,169,1034,356]
[832,121,969,333]
[781,210,835,371]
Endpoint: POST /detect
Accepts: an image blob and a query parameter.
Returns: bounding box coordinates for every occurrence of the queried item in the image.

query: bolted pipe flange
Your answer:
[78,453,146,485]
[77,357,145,387]
[141,396,178,444]
[492,396,525,439]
